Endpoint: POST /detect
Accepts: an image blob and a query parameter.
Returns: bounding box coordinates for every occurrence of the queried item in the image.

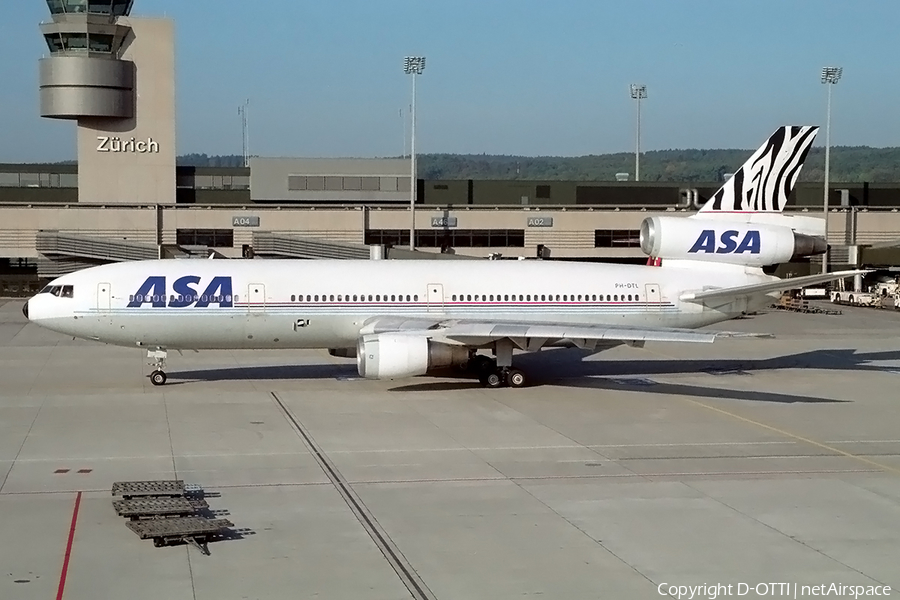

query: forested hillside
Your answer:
[176,146,900,182]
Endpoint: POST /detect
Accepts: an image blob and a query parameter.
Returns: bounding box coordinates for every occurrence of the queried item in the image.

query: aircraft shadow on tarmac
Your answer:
[168,347,900,404]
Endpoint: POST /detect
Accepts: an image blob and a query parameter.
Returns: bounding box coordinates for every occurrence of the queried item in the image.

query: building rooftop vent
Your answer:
[615,172,630,182]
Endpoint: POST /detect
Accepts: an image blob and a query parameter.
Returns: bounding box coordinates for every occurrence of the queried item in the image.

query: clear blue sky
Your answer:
[1,0,898,162]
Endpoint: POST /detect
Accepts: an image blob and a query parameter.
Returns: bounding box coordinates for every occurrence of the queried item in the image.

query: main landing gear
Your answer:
[468,352,528,389]
[148,349,168,386]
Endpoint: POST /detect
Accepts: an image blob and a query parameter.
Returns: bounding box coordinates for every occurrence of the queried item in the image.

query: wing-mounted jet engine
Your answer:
[357,333,470,379]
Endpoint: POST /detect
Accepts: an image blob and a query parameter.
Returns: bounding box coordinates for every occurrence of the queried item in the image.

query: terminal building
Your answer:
[1,1,899,295]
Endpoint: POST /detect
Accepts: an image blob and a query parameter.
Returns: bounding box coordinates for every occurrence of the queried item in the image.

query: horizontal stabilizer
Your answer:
[680,269,869,303]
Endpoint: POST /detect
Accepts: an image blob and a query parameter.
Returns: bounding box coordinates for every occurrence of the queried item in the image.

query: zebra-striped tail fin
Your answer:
[699,126,819,213]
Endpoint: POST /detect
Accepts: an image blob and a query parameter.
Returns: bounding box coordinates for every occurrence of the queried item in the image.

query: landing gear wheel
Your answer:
[150,370,167,386]
[507,368,527,388]
[484,370,504,389]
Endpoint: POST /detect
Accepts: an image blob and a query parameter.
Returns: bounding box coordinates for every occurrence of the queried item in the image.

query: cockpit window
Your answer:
[40,285,74,298]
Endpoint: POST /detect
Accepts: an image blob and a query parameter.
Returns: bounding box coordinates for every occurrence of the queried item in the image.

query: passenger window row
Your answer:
[450,293,642,302]
[285,293,645,303]
[290,294,420,303]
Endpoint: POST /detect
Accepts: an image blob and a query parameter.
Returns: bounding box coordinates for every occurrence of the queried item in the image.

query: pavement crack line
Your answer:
[0,398,44,494]
[510,478,663,591]
[163,396,197,600]
[680,480,890,587]
[162,395,178,476]
[270,392,437,600]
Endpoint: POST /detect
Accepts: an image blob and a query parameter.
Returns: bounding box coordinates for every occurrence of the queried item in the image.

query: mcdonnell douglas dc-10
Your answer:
[23,127,864,388]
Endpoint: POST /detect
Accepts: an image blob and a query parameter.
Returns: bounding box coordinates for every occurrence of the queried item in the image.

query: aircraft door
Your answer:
[645,283,661,308]
[97,283,111,312]
[426,283,444,312]
[248,283,266,313]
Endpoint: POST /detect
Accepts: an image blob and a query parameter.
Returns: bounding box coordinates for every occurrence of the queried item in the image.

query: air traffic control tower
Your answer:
[39,0,175,204]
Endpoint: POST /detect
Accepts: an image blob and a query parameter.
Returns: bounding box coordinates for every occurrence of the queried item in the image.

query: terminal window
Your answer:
[365,229,525,248]
[306,177,325,191]
[288,176,383,193]
[176,229,234,248]
[594,229,641,248]
[0,171,74,188]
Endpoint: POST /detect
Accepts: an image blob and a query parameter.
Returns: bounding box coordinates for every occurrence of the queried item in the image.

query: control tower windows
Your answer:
[89,0,133,15]
[44,33,64,53]
[111,0,134,16]
[60,0,87,13]
[46,0,133,15]
[89,0,114,12]
[88,34,114,53]
[45,33,115,54]
[61,33,88,51]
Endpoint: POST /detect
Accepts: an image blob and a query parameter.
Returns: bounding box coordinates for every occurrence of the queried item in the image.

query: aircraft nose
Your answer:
[22,300,29,320]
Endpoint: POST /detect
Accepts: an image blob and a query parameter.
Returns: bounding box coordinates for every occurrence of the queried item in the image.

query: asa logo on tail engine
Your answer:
[127,276,233,308]
[688,230,761,255]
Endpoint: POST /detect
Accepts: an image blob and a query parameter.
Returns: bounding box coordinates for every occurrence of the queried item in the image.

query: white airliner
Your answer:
[24,126,863,388]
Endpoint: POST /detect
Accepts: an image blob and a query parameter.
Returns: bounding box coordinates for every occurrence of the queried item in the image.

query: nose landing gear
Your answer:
[147,349,168,386]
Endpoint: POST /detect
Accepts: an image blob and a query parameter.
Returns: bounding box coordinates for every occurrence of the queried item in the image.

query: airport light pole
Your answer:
[238,99,250,168]
[630,84,647,182]
[404,56,426,251]
[821,66,842,274]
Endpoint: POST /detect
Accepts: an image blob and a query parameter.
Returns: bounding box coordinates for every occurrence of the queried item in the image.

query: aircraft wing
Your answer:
[680,269,869,304]
[360,317,767,351]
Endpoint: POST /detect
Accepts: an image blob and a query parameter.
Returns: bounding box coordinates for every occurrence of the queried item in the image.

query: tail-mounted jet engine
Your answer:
[357,333,470,380]
[640,216,825,267]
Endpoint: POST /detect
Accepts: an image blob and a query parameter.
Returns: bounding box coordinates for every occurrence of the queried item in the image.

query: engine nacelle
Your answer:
[328,348,357,359]
[640,216,825,267]
[356,333,470,380]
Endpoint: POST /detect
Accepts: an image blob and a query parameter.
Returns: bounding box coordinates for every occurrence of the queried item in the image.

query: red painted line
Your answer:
[55,491,82,600]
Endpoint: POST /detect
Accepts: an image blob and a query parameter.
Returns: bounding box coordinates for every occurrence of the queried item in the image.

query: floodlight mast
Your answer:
[820,66,842,274]
[404,56,426,251]
[238,99,250,168]
[630,84,647,182]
